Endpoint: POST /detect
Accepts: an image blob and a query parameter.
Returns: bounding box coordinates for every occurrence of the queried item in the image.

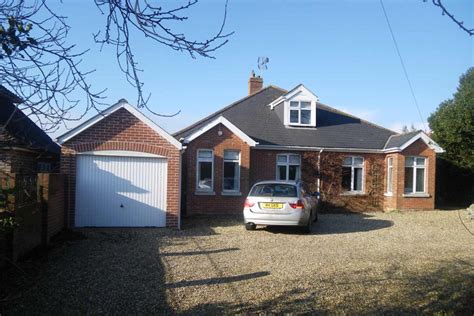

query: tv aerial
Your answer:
[257,56,269,77]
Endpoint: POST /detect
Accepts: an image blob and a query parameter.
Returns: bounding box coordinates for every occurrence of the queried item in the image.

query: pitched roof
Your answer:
[175,85,396,150]
[384,130,421,149]
[384,130,444,153]
[0,87,60,154]
[57,99,182,149]
[0,85,22,103]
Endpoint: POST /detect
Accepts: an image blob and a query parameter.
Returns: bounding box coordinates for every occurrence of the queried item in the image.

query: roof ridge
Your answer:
[316,101,397,134]
[173,85,287,138]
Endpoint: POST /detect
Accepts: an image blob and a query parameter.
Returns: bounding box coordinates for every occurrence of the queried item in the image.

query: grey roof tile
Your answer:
[175,86,398,150]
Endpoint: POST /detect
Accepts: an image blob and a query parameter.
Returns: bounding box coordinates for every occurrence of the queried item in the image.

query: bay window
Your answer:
[196,149,213,192]
[276,154,301,181]
[404,157,426,194]
[342,157,364,193]
[223,150,240,192]
[386,157,393,194]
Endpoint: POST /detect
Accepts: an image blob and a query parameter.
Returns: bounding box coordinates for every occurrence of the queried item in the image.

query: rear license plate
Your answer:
[260,202,283,209]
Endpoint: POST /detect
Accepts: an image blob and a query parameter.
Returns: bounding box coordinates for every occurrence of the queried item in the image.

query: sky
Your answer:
[48,0,472,137]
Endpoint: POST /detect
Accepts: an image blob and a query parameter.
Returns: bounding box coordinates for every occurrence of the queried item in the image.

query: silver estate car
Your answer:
[243,180,319,233]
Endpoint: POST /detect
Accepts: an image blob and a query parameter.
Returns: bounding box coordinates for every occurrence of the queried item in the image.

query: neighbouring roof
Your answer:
[57,99,182,149]
[0,85,22,103]
[0,85,60,154]
[174,86,397,150]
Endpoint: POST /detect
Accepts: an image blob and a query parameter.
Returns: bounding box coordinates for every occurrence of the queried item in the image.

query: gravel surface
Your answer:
[1,210,473,314]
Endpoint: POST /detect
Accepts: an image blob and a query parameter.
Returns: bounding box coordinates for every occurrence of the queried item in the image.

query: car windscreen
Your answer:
[249,184,297,197]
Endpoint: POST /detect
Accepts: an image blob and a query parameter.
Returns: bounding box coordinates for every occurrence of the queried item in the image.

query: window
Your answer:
[342,157,364,192]
[386,157,393,194]
[404,157,426,194]
[289,101,312,125]
[276,154,301,181]
[249,183,297,197]
[196,149,213,192]
[223,150,240,192]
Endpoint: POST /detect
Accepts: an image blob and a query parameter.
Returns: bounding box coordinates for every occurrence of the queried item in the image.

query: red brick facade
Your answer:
[60,108,181,228]
[383,139,436,210]
[183,123,250,215]
[184,131,438,213]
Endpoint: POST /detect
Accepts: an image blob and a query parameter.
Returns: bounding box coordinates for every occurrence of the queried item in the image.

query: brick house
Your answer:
[58,100,182,228]
[174,73,444,214]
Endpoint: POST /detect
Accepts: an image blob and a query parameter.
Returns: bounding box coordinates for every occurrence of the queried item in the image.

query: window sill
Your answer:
[402,193,430,198]
[384,192,393,197]
[340,191,366,196]
[195,191,216,196]
[221,192,242,196]
[285,124,316,129]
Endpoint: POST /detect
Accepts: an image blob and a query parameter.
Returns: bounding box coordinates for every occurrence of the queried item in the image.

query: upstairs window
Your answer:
[196,149,214,192]
[404,157,426,194]
[342,157,364,193]
[276,154,301,181]
[289,101,312,125]
[223,150,240,192]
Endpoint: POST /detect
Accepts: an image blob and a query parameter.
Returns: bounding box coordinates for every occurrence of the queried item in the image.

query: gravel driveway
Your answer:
[2,210,473,314]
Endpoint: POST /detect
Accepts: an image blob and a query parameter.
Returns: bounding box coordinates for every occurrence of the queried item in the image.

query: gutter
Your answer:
[316,148,323,200]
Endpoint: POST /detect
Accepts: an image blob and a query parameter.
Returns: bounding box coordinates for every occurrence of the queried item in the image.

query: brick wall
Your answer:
[184,123,250,214]
[396,139,436,210]
[252,149,387,212]
[60,107,181,228]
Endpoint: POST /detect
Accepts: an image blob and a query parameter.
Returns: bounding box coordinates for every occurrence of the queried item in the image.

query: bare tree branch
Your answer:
[1,0,233,132]
[93,0,233,113]
[427,0,473,36]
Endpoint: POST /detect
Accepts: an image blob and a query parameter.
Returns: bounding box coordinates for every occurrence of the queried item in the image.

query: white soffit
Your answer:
[183,116,258,147]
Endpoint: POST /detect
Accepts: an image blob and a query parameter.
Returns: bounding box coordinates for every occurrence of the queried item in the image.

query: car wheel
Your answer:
[245,223,256,231]
[302,215,312,234]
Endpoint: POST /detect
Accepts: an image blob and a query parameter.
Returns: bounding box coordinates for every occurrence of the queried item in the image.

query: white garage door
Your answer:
[75,152,167,227]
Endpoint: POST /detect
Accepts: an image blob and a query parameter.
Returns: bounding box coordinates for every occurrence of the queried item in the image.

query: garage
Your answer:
[58,99,182,228]
[75,152,168,227]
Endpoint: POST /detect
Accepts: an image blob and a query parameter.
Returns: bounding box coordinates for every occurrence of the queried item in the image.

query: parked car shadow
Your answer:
[263,213,393,235]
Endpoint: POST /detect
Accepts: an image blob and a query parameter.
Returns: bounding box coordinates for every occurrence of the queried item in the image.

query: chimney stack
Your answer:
[248,70,263,95]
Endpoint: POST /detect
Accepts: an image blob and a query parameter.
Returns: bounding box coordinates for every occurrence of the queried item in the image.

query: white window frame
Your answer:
[276,154,301,181]
[342,156,365,193]
[288,101,313,126]
[386,157,394,195]
[404,156,427,194]
[196,149,214,192]
[222,150,241,193]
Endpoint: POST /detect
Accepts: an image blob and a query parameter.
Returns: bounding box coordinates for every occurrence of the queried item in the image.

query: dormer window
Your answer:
[289,101,312,125]
[269,84,318,128]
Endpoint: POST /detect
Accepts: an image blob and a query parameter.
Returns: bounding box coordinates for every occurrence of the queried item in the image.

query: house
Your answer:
[174,73,444,214]
[0,85,60,174]
[58,100,182,228]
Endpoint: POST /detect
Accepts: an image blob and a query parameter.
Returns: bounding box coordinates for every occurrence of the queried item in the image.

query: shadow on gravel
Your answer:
[181,213,393,236]
[162,247,239,257]
[176,260,474,315]
[0,229,172,315]
[263,213,393,235]
[166,271,270,289]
